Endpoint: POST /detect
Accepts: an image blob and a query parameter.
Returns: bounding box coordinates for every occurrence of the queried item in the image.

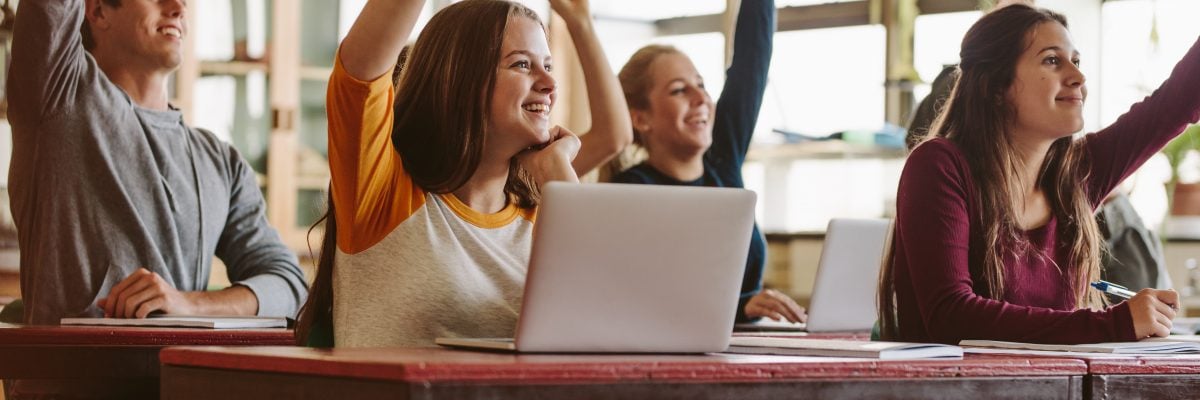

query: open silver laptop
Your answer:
[735,218,891,333]
[436,182,756,353]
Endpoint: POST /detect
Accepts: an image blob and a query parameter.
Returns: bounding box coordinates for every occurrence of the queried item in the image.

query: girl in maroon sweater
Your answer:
[879,5,1200,344]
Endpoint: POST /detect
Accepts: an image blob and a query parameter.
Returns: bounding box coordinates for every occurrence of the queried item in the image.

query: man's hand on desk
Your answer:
[744,289,808,324]
[97,268,198,318]
[96,268,260,318]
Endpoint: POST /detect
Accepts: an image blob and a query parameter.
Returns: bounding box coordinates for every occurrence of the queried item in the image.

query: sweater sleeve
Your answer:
[8,0,87,124]
[897,140,1136,344]
[705,0,774,184]
[215,146,308,318]
[1082,35,1200,206]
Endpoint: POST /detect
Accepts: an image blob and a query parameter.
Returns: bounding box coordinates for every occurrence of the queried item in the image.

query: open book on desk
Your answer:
[726,337,963,360]
[60,315,287,329]
[961,336,1200,355]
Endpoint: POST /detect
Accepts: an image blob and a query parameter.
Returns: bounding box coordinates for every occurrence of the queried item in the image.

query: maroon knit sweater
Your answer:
[891,37,1200,345]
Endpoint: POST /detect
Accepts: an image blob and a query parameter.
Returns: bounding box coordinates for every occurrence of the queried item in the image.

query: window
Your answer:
[1099,0,1200,127]
[592,0,726,21]
[912,11,980,107]
[778,0,856,5]
[760,25,886,140]
[1099,0,1200,232]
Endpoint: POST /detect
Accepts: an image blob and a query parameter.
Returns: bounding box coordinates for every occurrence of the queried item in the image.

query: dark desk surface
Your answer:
[0,322,292,346]
[0,324,293,380]
[160,346,1087,400]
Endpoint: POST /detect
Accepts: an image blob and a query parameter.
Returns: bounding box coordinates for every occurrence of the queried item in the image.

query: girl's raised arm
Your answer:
[340,0,427,81]
[549,0,634,176]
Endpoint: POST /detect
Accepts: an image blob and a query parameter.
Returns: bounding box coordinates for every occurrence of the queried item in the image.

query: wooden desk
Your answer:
[0,324,293,399]
[160,347,1087,399]
[1084,355,1200,399]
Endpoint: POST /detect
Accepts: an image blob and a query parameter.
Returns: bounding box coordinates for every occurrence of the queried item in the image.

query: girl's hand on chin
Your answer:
[516,126,580,185]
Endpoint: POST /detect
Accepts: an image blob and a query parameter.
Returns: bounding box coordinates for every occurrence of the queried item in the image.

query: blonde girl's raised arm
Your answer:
[339,0,427,81]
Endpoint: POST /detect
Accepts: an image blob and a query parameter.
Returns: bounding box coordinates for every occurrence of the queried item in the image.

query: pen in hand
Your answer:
[1091,280,1178,310]
[1091,281,1136,299]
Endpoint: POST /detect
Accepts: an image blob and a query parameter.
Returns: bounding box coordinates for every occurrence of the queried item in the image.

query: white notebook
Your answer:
[726,337,963,360]
[960,337,1200,354]
[60,315,287,329]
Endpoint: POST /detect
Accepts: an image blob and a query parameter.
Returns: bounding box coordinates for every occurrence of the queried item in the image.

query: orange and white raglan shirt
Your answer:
[327,55,536,348]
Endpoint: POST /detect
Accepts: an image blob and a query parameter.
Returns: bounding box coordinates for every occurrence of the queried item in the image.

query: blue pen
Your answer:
[1091,280,1178,310]
[1090,281,1137,299]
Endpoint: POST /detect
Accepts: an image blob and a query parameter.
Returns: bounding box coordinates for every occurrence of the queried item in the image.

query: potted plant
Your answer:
[1163,124,1200,215]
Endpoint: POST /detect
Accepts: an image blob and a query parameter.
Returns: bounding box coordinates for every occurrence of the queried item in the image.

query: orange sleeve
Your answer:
[327,53,426,254]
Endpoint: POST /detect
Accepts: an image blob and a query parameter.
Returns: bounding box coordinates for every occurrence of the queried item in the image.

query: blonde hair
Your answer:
[617,44,685,144]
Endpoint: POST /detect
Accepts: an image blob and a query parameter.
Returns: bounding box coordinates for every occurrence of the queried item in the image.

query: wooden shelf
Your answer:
[195,61,331,83]
[300,66,333,81]
[296,176,329,191]
[198,60,269,76]
[0,249,17,274]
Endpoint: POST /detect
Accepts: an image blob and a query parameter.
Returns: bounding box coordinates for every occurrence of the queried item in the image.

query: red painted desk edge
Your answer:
[0,324,294,346]
[160,346,1087,384]
[1085,356,1200,375]
[968,351,1200,375]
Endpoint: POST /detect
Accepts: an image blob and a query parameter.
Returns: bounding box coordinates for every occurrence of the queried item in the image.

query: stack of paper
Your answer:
[726,337,963,360]
[960,337,1200,354]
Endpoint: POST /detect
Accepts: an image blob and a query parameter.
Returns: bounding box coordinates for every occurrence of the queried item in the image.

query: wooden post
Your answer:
[268,0,300,249]
[883,0,919,126]
[175,4,200,124]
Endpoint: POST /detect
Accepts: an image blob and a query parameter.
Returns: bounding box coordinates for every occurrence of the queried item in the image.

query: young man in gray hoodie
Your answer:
[7,0,307,326]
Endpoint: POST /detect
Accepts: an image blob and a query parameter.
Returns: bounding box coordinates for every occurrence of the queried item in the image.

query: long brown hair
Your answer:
[878,5,1105,339]
[295,0,544,346]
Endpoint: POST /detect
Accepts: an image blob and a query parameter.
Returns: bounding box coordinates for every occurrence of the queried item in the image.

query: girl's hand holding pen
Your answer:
[1129,288,1179,339]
